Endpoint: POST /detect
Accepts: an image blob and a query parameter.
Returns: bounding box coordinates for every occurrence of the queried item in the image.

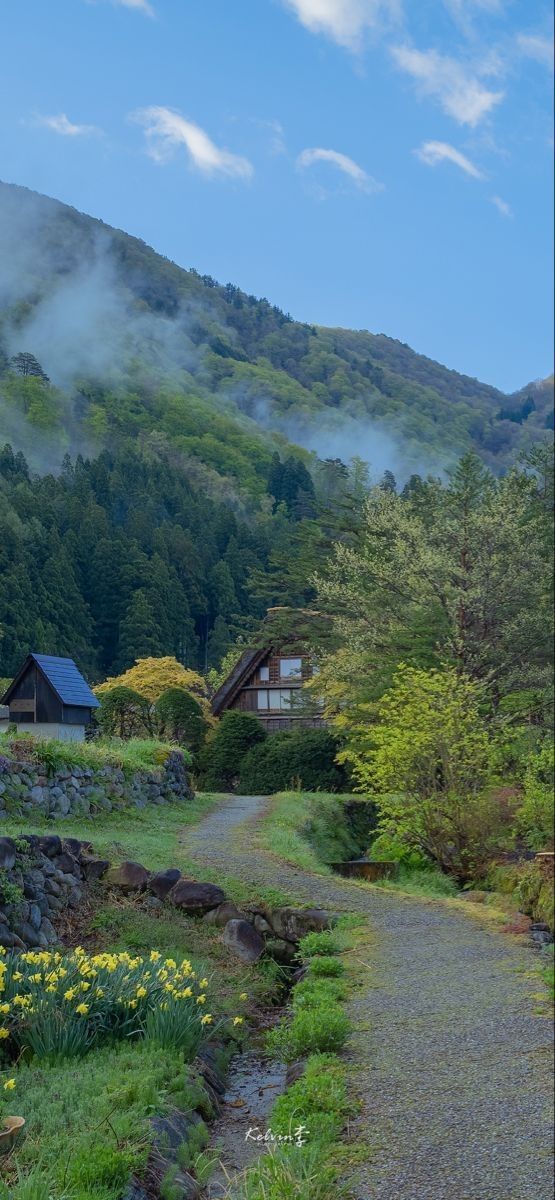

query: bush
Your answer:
[238,729,347,795]
[155,688,208,754]
[198,711,266,790]
[97,685,153,739]
[515,742,554,851]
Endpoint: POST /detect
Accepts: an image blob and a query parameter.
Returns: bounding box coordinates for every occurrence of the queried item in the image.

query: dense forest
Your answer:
[0,179,553,680]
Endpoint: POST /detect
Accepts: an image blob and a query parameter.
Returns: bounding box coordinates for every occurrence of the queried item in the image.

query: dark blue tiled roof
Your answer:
[31,655,100,708]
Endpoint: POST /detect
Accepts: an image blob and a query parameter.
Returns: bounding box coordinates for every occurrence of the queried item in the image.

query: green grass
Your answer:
[0,792,291,909]
[0,1041,204,1200]
[257,791,372,875]
[369,865,458,899]
[0,794,218,873]
[0,732,187,777]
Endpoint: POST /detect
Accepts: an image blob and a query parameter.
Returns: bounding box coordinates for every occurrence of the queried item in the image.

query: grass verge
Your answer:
[226,917,367,1200]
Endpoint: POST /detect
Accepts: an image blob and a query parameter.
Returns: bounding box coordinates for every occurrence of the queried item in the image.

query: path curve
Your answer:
[182,795,554,1200]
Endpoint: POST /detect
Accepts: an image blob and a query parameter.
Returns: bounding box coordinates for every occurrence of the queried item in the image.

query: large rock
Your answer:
[0,838,16,871]
[149,868,182,900]
[38,835,62,859]
[202,901,243,927]
[269,906,334,943]
[82,856,110,881]
[167,879,226,914]
[104,860,150,893]
[222,918,265,963]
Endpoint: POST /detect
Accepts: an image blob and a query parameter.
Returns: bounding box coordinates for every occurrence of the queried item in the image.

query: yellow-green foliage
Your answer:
[95,656,213,721]
[351,665,510,881]
[516,742,555,851]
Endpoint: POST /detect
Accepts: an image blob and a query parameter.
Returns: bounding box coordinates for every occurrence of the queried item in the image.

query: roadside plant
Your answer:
[0,945,217,1064]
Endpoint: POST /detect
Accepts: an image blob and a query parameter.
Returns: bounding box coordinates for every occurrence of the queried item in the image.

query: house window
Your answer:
[280,657,302,679]
[257,690,269,710]
[258,689,293,712]
[259,665,270,682]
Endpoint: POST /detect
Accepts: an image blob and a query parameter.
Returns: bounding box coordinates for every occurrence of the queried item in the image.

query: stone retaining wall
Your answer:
[0,749,192,820]
[0,833,94,949]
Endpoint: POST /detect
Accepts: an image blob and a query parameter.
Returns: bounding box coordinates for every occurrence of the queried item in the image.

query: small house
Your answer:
[212,641,324,734]
[1,654,100,742]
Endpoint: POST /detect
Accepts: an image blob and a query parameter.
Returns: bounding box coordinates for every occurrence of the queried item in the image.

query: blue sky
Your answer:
[1,0,553,392]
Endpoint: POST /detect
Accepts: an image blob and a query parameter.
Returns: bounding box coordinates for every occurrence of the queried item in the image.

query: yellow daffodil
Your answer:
[232,1017,244,1026]
[3,1079,16,1091]
[200,1014,213,1025]
[75,1003,89,1016]
[239,993,248,1001]
[199,978,209,989]
[196,994,206,1005]
[0,1028,10,1040]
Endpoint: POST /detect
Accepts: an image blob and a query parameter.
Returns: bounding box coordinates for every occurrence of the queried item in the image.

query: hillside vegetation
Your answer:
[0,180,552,679]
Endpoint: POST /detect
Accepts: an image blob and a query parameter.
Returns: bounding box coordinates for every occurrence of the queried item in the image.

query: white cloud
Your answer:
[392,45,504,125]
[415,140,484,179]
[280,1,400,50]
[516,33,553,69]
[130,107,253,179]
[491,194,513,217]
[297,146,383,191]
[36,113,100,137]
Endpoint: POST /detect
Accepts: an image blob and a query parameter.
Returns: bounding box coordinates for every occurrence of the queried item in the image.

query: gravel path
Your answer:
[182,795,554,1200]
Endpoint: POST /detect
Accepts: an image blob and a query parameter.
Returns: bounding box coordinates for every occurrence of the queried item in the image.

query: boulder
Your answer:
[63,837,91,859]
[82,856,110,882]
[0,838,16,871]
[104,860,150,893]
[168,879,226,914]
[149,868,182,900]
[202,901,243,927]
[269,906,334,943]
[265,937,298,965]
[222,918,265,964]
[37,835,63,859]
[52,851,81,877]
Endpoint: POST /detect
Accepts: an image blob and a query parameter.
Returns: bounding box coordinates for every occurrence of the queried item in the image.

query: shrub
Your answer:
[97,685,153,739]
[238,729,347,795]
[155,688,208,754]
[515,742,554,851]
[266,1006,350,1062]
[355,666,512,883]
[198,711,266,790]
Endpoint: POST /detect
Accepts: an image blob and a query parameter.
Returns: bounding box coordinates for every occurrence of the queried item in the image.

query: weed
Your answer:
[306,955,345,978]
[298,930,340,958]
[266,1004,350,1062]
[228,1143,341,1200]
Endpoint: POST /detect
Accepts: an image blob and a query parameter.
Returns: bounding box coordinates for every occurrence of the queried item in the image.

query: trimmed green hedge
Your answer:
[238,729,348,795]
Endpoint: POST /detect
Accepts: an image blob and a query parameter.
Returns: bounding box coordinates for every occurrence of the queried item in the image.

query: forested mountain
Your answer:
[0,180,552,680]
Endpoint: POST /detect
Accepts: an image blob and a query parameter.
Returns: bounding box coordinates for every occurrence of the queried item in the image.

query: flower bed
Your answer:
[0,946,236,1064]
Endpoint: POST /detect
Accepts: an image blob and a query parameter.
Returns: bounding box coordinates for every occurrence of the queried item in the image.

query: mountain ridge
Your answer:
[0,178,553,483]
